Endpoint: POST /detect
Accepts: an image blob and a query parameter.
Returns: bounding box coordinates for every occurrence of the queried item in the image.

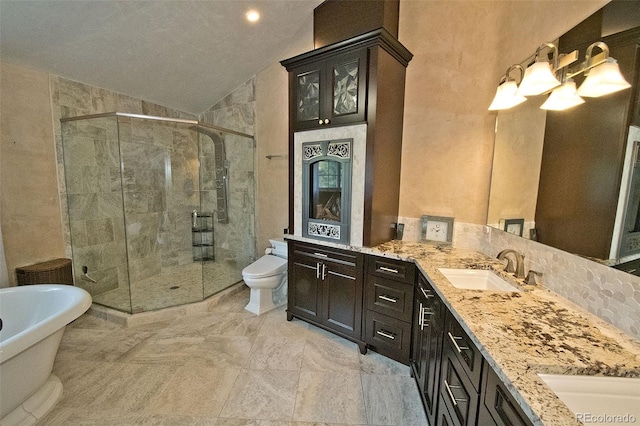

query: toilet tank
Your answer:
[268,238,288,258]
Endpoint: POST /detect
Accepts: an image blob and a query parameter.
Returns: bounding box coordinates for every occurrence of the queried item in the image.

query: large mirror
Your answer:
[487,0,640,275]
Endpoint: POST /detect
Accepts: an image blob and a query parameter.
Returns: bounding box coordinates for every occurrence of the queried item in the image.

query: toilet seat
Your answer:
[242,255,287,279]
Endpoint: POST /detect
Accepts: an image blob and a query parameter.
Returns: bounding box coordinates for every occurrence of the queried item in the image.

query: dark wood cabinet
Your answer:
[287,240,366,352]
[411,271,534,426]
[282,29,413,247]
[363,255,415,364]
[411,273,445,425]
[290,49,367,131]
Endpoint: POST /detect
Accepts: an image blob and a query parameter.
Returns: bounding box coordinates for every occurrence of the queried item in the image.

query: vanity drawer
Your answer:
[444,311,483,392]
[440,346,480,426]
[291,240,359,267]
[366,256,416,284]
[364,310,412,365]
[365,275,413,322]
[480,365,532,426]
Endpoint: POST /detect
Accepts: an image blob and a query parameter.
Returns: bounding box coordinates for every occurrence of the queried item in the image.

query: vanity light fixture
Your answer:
[488,65,527,111]
[575,42,631,97]
[489,40,631,111]
[540,78,585,111]
[516,43,561,96]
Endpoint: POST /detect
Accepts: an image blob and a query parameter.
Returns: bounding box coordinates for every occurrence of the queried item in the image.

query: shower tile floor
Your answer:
[40,288,427,425]
[93,261,241,313]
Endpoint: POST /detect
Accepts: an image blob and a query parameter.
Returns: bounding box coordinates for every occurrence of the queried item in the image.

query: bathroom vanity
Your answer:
[285,236,640,426]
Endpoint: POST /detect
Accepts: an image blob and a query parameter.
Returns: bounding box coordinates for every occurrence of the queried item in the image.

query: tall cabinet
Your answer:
[281,29,413,247]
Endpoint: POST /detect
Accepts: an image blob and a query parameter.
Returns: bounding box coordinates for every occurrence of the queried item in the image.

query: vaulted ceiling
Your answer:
[0,0,323,114]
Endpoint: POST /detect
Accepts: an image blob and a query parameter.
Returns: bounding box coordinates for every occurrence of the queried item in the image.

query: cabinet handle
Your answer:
[444,380,466,406]
[376,330,395,340]
[418,302,424,328]
[379,266,399,274]
[313,252,328,258]
[420,286,434,299]
[378,294,398,303]
[447,332,469,353]
[316,262,321,279]
[321,263,327,280]
[420,306,433,330]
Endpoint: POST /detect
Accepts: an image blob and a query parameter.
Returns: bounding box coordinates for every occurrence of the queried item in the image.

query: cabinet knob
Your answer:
[324,118,330,124]
[318,119,323,125]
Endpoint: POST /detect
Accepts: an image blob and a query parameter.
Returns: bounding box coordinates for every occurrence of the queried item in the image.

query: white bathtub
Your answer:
[0,284,91,425]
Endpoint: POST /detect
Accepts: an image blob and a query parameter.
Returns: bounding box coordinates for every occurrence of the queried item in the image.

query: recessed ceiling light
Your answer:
[246,10,260,23]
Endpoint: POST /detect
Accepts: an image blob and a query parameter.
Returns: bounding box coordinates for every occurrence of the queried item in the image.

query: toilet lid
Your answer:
[242,255,287,279]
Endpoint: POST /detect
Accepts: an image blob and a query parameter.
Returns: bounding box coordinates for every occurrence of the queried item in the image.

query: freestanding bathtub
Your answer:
[0,284,91,425]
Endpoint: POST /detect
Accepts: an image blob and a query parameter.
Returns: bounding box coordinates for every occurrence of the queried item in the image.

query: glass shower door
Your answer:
[119,116,204,312]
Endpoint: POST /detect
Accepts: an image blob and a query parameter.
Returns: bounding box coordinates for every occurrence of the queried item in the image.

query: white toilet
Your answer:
[242,238,288,315]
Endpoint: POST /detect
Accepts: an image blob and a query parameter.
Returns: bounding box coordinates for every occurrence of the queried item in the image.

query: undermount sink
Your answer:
[538,374,640,425]
[438,268,521,292]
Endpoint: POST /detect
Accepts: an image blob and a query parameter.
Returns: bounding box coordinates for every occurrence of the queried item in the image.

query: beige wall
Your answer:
[396,0,609,225]
[254,15,314,254]
[0,63,65,286]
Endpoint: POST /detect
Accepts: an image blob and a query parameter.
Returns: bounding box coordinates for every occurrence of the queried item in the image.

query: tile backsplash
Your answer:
[398,216,640,340]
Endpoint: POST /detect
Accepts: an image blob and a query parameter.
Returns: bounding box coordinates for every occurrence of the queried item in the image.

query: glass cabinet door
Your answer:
[291,49,367,131]
[327,50,367,125]
[297,70,320,123]
[332,60,359,116]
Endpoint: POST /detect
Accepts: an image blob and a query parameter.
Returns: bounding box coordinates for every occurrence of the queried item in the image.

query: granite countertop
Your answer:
[287,236,640,425]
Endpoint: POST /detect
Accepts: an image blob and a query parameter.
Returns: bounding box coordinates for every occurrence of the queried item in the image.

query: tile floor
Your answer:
[40,288,428,425]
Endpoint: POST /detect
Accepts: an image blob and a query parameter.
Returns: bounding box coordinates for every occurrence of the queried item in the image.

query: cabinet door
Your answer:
[288,253,322,322]
[322,261,363,339]
[292,62,323,130]
[411,286,428,385]
[412,274,445,425]
[325,49,367,126]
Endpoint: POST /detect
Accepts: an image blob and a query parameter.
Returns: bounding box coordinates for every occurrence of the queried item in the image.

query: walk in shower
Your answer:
[60,113,255,313]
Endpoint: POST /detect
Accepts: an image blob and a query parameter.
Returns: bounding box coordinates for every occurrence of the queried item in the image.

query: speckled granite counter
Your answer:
[286,236,640,426]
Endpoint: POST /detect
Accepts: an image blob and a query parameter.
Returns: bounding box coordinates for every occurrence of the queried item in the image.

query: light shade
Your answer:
[488,80,527,111]
[576,58,631,97]
[540,80,585,111]
[517,61,561,96]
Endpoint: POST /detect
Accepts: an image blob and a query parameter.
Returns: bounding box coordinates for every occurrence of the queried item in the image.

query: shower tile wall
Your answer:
[200,78,257,296]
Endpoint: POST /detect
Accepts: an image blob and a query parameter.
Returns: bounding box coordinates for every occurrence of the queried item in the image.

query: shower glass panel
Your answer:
[61,115,132,312]
[61,113,256,314]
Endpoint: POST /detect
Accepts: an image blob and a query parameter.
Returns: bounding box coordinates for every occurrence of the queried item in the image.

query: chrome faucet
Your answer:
[497,249,526,279]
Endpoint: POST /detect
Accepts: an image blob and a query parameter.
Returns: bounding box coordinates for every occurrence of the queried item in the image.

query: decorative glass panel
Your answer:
[333,60,359,116]
[297,71,320,121]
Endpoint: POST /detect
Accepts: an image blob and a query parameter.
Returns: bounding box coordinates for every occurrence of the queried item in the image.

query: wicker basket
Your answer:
[16,258,73,286]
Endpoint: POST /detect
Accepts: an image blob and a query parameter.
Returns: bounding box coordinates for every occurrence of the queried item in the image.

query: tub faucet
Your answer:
[497,249,526,279]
